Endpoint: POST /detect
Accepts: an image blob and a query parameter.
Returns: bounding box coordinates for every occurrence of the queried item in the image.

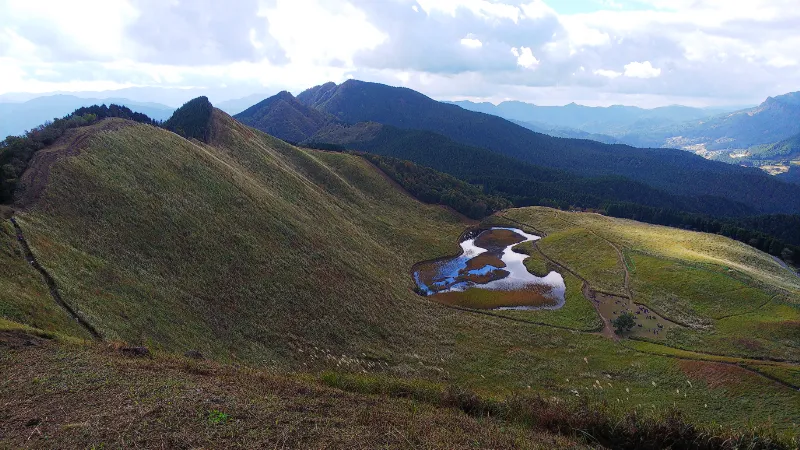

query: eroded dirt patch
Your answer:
[678,360,750,389]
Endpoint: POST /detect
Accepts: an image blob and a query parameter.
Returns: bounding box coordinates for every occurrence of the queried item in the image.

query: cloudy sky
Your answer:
[1,0,799,107]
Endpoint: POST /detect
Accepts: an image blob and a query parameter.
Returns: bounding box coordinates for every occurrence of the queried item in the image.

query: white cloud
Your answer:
[594,69,622,78]
[511,47,539,69]
[460,37,483,48]
[259,0,386,67]
[623,61,661,78]
[416,0,522,22]
[1,0,799,107]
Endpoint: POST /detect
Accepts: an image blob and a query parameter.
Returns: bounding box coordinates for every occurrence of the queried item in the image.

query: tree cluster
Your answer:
[359,153,510,219]
[0,104,157,203]
[163,97,213,143]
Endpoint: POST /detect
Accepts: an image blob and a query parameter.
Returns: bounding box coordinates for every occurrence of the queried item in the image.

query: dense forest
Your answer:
[163,96,214,143]
[359,153,510,219]
[0,104,158,203]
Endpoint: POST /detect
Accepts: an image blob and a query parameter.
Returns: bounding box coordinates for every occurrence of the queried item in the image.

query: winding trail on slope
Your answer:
[491,213,800,388]
[9,217,102,340]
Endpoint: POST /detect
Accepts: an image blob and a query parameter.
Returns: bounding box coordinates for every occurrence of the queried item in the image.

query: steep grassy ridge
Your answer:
[11,112,466,363]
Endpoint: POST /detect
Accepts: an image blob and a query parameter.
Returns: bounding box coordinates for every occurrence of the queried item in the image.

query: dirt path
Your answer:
[9,217,102,340]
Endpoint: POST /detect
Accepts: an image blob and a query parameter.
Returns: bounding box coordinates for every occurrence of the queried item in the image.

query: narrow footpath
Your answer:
[9,217,102,340]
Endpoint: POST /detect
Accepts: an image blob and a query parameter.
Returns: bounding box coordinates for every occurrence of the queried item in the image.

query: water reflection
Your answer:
[413,228,566,310]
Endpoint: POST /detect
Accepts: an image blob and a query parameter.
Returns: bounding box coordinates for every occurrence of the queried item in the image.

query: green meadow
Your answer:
[1,112,798,446]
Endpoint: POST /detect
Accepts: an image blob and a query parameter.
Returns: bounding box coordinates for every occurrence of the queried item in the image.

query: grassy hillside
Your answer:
[0,331,575,449]
[498,207,800,361]
[2,111,799,441]
[9,111,468,363]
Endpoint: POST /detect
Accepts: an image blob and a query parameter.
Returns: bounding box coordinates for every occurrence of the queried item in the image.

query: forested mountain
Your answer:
[230,90,800,260]
[163,97,214,143]
[235,91,335,143]
[233,91,754,217]
[748,132,800,161]
[291,80,800,215]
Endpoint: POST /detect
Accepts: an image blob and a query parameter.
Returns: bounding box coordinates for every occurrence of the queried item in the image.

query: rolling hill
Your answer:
[1,100,799,446]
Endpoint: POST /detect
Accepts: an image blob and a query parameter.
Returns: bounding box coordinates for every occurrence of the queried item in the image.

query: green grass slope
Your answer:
[500,207,800,361]
[10,111,466,363]
[2,111,799,438]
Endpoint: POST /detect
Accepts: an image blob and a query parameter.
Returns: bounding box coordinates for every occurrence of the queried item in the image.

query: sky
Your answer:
[0,0,799,107]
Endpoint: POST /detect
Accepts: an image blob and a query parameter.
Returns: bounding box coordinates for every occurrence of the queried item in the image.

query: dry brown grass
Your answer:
[0,331,575,449]
[678,360,750,389]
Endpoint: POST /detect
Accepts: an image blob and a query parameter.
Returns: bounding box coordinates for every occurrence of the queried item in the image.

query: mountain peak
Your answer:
[164,96,214,143]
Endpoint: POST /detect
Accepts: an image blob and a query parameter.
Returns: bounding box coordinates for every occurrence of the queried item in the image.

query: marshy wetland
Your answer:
[413,228,567,310]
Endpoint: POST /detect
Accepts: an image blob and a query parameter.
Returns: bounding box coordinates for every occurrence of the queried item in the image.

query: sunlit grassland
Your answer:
[537,228,626,296]
[500,207,800,362]
[494,243,603,331]
[15,115,466,364]
[434,313,800,433]
[504,207,800,295]
[628,252,772,323]
[2,115,798,436]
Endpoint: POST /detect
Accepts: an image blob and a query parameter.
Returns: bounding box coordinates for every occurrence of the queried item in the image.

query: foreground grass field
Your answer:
[0,330,575,449]
[1,111,798,443]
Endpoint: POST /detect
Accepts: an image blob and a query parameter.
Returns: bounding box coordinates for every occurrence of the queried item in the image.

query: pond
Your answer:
[413,228,566,310]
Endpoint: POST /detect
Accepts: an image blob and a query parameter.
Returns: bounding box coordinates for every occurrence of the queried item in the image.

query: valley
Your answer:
[1,97,798,448]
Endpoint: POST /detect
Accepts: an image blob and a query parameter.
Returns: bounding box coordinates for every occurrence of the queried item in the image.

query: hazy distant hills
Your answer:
[233,81,800,216]
[216,93,274,116]
[452,94,800,161]
[450,100,726,137]
[654,92,800,151]
[0,95,174,138]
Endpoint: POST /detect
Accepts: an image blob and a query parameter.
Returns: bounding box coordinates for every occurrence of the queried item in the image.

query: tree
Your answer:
[612,311,636,335]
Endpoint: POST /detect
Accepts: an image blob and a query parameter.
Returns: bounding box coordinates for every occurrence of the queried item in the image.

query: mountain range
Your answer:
[449,100,729,136]
[234,80,800,217]
[2,92,799,447]
[453,93,800,166]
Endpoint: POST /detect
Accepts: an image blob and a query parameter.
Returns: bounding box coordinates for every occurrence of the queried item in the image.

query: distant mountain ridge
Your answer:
[657,92,800,151]
[449,100,724,136]
[0,95,174,138]
[291,79,800,214]
[235,91,335,143]
[233,83,800,217]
